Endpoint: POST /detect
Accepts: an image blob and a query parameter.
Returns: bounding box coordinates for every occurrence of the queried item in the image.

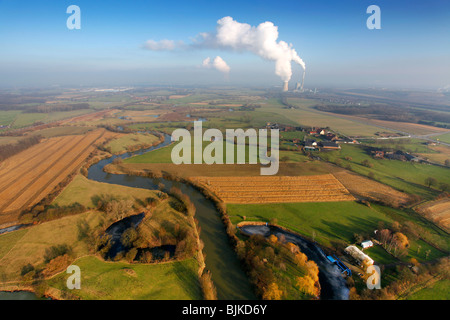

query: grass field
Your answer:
[53,174,158,209]
[105,133,159,154]
[318,144,450,198]
[229,201,391,248]
[48,256,202,300]
[0,211,101,281]
[0,110,21,127]
[405,278,450,300]
[435,132,450,144]
[362,244,398,265]
[228,201,448,263]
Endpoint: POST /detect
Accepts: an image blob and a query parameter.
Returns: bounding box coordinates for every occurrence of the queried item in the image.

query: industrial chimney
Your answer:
[282,81,289,92]
[300,70,306,91]
[295,82,300,91]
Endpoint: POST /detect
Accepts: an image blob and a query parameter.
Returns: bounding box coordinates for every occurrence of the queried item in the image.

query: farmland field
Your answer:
[435,132,450,144]
[332,169,412,207]
[415,198,450,232]
[0,129,115,223]
[193,174,355,204]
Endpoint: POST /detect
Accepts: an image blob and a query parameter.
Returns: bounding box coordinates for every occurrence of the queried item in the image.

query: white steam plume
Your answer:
[212,17,305,81]
[144,16,305,82]
[202,56,230,74]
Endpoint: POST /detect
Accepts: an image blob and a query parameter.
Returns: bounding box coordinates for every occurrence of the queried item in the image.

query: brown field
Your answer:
[332,169,412,206]
[415,198,450,232]
[192,174,355,204]
[119,110,170,122]
[169,94,191,99]
[59,109,120,124]
[0,128,116,224]
[157,112,194,122]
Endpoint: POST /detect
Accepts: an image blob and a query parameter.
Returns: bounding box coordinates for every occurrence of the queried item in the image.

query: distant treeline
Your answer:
[0,95,90,112]
[0,94,47,106]
[315,104,450,128]
[23,103,90,113]
[0,135,41,161]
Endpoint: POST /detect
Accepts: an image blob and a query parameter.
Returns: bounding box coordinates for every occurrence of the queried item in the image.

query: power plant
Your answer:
[288,69,306,92]
[300,70,305,91]
[282,81,289,92]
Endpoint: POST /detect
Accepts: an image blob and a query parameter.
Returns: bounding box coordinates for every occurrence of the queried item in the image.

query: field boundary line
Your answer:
[0,136,78,194]
[20,130,106,210]
[0,133,93,213]
[0,138,61,181]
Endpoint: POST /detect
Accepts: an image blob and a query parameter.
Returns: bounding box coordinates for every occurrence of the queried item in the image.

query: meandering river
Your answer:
[1,131,348,300]
[87,133,256,300]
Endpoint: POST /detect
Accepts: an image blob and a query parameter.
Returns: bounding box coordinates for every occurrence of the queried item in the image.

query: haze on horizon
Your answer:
[0,0,449,90]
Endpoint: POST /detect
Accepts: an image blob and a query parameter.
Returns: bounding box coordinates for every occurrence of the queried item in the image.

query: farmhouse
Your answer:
[304,140,318,151]
[319,141,341,150]
[372,150,385,159]
[361,240,374,249]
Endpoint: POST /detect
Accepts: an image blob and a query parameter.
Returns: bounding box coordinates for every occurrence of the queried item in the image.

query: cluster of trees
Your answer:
[425,176,450,192]
[378,229,410,258]
[350,256,450,300]
[238,104,261,111]
[19,243,74,297]
[168,186,196,217]
[234,234,320,300]
[0,135,41,161]
[21,203,86,224]
[88,194,198,264]
[362,159,374,168]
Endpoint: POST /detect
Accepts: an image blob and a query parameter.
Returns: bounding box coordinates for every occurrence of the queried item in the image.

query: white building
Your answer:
[345,245,374,265]
[361,240,374,249]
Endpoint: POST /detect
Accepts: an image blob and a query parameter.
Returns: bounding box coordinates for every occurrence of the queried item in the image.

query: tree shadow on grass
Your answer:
[172,261,202,300]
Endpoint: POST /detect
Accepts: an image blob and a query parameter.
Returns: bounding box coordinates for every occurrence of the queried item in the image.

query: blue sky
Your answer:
[0,0,449,88]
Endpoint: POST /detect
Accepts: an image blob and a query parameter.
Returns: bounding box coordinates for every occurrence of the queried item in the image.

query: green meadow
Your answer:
[318,144,450,198]
[48,256,202,300]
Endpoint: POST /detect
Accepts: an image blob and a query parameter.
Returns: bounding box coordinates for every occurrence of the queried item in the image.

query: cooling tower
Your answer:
[300,70,306,91]
[282,81,289,92]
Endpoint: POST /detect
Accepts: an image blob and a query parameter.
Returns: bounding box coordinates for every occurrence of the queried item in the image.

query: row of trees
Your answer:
[0,135,41,161]
[23,103,90,113]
